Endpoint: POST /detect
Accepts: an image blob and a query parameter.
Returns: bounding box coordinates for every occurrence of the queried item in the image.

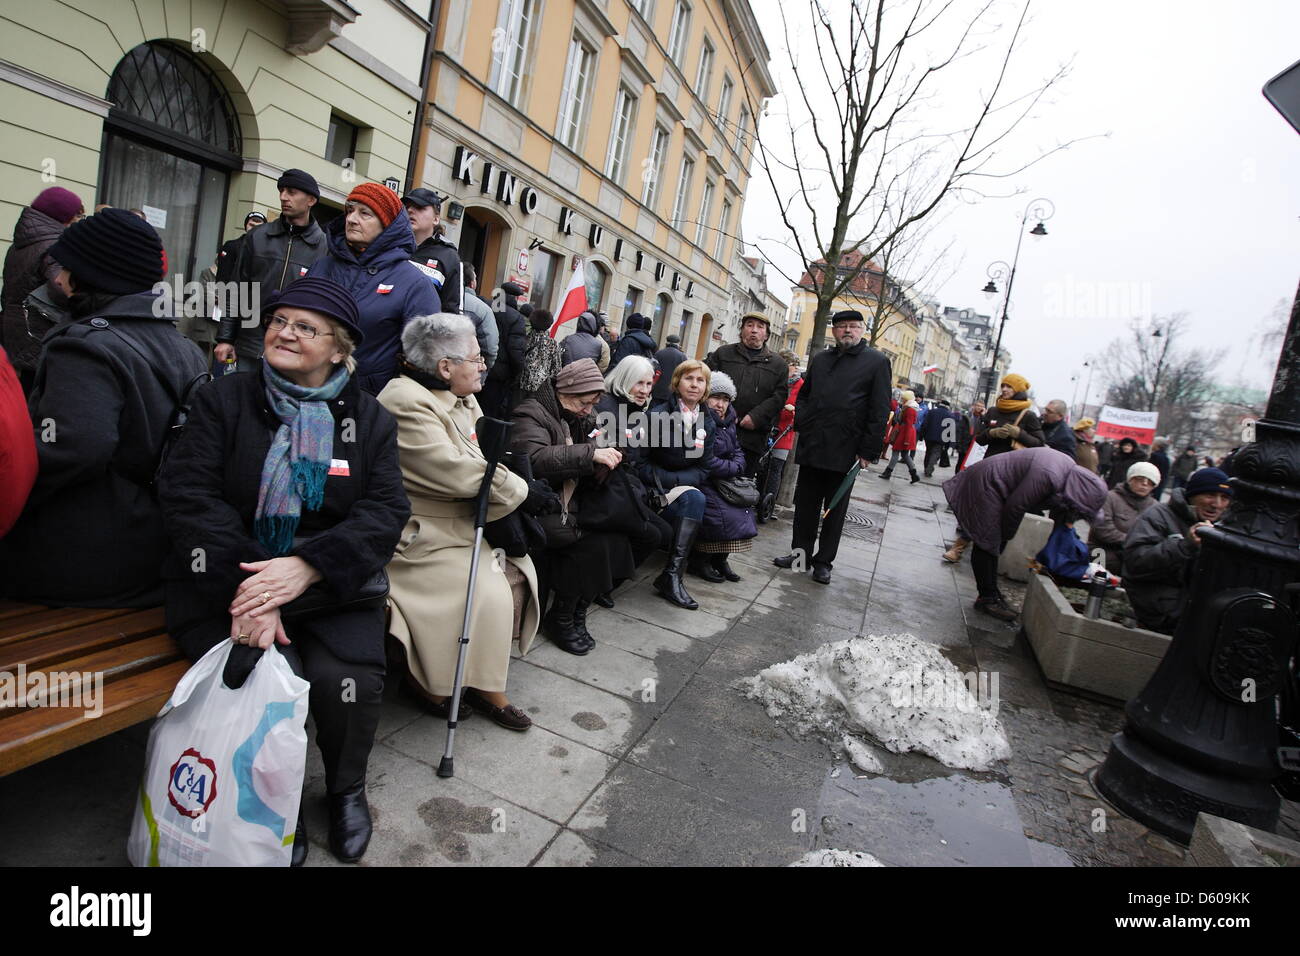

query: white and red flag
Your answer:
[548,262,588,338]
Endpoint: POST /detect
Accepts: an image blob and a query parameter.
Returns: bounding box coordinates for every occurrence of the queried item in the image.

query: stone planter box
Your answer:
[998,513,1096,582]
[1022,571,1171,702]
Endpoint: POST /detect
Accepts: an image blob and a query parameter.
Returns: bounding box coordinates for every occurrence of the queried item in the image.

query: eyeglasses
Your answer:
[451,354,488,368]
[267,315,334,339]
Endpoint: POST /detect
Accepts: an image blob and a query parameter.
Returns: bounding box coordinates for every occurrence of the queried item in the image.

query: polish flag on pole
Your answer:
[921,363,940,375]
[549,262,588,338]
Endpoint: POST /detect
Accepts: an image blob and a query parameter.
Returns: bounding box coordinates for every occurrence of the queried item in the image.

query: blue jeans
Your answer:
[661,488,705,522]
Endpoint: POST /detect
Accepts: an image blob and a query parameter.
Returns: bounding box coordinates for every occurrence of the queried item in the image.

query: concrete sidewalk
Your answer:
[4,467,1296,866]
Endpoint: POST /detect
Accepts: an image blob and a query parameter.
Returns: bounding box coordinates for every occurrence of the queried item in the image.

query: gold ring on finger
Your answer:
[261,591,272,604]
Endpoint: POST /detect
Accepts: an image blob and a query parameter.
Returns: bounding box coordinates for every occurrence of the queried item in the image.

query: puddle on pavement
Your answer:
[817,764,1032,866]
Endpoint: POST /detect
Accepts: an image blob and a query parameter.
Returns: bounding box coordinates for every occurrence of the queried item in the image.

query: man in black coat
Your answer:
[214,210,266,283]
[921,400,955,477]
[479,280,526,417]
[774,310,891,584]
[652,333,687,401]
[1040,399,1078,459]
[609,312,657,371]
[403,188,463,315]
[217,170,328,370]
[704,314,788,475]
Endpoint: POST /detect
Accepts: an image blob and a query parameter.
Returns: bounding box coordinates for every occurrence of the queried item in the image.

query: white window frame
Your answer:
[628,0,654,22]
[694,178,714,246]
[667,0,691,68]
[489,0,539,108]
[714,197,732,260]
[671,155,695,231]
[642,123,670,210]
[736,105,751,159]
[605,85,638,183]
[557,34,596,151]
[717,74,733,130]
[694,37,714,102]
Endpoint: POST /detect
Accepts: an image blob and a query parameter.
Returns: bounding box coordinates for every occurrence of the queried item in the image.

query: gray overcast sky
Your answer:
[742,0,1300,415]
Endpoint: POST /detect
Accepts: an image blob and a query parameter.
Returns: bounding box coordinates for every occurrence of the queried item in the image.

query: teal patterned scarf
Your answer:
[255,361,349,555]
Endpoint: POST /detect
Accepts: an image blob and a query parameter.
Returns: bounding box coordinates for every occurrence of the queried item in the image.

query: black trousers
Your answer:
[971,544,1002,601]
[923,442,947,475]
[791,464,854,568]
[224,637,384,796]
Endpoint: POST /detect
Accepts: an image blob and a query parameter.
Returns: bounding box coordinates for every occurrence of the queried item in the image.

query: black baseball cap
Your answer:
[402,188,445,209]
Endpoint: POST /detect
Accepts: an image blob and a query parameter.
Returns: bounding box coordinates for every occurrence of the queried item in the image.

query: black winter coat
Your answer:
[220,217,328,356]
[636,397,716,491]
[1121,489,1197,634]
[2,206,66,379]
[157,365,410,665]
[1107,445,1148,488]
[652,345,687,401]
[793,340,892,473]
[481,296,526,417]
[975,405,1045,457]
[1042,418,1078,458]
[1,292,208,607]
[609,330,657,371]
[410,234,464,314]
[704,343,788,455]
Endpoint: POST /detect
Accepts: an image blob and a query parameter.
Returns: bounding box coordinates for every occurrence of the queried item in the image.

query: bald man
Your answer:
[1041,399,1077,458]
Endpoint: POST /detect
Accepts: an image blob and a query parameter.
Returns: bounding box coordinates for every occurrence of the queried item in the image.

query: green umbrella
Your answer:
[821,461,863,519]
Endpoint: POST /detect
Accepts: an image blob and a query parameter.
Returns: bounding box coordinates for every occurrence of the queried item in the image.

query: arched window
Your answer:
[653,292,672,342]
[100,42,242,281]
[585,260,609,313]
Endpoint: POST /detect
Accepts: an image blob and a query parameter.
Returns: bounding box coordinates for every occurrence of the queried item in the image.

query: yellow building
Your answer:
[417,0,775,357]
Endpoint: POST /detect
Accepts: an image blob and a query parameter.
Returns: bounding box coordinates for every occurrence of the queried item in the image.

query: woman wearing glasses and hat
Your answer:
[158,276,411,866]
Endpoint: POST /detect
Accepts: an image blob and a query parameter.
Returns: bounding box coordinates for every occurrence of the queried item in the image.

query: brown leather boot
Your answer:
[942,537,970,563]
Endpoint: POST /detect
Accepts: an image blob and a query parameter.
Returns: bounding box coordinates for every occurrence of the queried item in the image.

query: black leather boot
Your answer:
[654,517,701,610]
[571,597,597,651]
[327,780,372,864]
[713,553,741,582]
[544,593,590,655]
[688,551,725,582]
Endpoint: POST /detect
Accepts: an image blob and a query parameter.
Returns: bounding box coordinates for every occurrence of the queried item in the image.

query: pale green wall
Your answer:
[0,0,420,256]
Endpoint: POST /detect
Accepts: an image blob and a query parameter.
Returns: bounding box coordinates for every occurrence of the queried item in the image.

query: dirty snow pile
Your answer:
[790,849,884,867]
[743,634,1011,772]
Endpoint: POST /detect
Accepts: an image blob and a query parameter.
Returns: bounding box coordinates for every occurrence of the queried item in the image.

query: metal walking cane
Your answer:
[437,415,513,779]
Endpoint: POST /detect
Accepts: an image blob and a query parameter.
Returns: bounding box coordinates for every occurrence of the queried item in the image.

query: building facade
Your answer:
[1,0,431,281]
[418,0,775,358]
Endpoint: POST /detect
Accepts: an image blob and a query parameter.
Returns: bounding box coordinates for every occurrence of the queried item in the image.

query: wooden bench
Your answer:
[0,601,187,776]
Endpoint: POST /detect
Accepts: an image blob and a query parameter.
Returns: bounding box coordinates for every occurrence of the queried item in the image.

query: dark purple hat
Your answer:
[31,186,84,225]
[262,276,364,345]
[48,207,166,294]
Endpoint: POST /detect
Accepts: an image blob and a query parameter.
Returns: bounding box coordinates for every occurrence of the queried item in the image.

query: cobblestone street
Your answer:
[3,467,1296,866]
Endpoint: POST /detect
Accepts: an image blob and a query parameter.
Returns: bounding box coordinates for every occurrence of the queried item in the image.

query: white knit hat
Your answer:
[708,370,737,401]
[1127,461,1161,485]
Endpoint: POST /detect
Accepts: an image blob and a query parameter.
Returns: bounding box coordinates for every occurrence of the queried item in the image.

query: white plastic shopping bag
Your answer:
[128,640,310,867]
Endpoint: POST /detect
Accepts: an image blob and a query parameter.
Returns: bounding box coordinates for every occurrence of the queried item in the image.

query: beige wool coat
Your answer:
[379,375,539,696]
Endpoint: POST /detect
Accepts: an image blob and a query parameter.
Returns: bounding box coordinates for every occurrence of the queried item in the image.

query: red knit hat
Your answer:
[346,183,402,227]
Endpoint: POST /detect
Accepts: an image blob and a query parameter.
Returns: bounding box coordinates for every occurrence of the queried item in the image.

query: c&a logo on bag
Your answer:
[167,748,218,818]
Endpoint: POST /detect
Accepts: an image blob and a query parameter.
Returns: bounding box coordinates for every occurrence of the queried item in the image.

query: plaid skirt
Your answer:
[694,538,754,554]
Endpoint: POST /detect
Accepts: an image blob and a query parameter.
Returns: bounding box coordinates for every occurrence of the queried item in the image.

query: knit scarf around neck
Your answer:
[996,393,1032,413]
[255,361,349,555]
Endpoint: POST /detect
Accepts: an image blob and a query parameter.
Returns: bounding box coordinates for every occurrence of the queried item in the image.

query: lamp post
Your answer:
[1078,360,1095,420]
[1094,78,1300,838]
[1148,324,1170,413]
[979,197,1054,405]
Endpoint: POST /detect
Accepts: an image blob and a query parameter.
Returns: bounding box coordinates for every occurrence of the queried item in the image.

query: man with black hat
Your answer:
[217,169,328,370]
[609,312,657,371]
[1,208,208,608]
[773,310,891,585]
[214,210,267,284]
[653,332,687,402]
[402,187,463,315]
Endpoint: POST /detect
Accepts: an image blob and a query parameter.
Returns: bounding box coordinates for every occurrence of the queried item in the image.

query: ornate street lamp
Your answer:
[979,197,1054,404]
[1094,76,1300,842]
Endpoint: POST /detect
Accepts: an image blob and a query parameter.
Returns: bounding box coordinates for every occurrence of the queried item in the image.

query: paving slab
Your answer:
[502,658,649,757]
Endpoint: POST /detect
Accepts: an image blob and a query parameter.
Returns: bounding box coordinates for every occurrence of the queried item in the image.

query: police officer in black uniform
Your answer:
[402,188,463,314]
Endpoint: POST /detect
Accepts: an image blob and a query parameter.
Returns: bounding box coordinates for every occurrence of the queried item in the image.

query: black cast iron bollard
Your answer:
[1094,282,1300,843]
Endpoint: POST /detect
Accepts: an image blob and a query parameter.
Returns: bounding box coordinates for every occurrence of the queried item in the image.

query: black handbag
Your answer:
[280,569,389,620]
[713,475,760,508]
[575,467,656,535]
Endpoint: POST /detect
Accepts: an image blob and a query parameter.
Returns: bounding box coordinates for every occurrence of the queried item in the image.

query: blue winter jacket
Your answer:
[307,209,439,394]
[699,404,758,543]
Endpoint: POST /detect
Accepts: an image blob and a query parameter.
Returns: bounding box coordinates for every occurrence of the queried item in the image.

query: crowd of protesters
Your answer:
[0,182,1245,866]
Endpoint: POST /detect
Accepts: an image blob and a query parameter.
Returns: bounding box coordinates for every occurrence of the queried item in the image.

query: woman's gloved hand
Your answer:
[521,478,561,516]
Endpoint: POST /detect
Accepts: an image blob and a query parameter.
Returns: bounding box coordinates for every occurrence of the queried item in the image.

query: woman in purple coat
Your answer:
[942,447,1107,622]
[690,372,758,583]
